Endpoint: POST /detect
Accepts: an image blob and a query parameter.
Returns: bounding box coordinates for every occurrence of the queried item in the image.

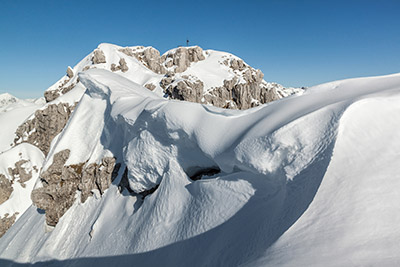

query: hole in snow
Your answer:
[118,167,160,199]
[187,166,221,181]
[139,184,160,199]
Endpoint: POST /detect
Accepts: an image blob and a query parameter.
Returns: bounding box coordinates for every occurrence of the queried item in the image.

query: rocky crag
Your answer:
[44,44,302,109]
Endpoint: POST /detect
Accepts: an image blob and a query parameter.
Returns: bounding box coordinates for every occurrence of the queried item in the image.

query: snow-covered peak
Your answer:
[43,43,303,109]
[0,93,18,107]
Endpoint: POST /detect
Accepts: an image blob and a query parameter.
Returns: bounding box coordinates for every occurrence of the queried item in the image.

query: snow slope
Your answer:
[1,70,400,266]
[0,93,45,152]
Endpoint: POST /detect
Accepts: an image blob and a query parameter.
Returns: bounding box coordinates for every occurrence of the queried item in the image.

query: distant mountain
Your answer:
[0,93,45,113]
[1,44,399,267]
[0,93,17,110]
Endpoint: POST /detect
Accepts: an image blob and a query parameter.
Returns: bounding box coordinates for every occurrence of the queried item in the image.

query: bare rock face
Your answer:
[144,83,156,91]
[92,49,106,64]
[163,75,204,103]
[66,66,74,78]
[7,159,33,187]
[111,58,129,73]
[119,58,129,72]
[31,149,119,226]
[44,90,60,103]
[14,103,76,155]
[161,55,280,109]
[44,74,77,103]
[120,47,166,74]
[119,46,206,75]
[163,46,205,73]
[0,174,13,205]
[0,212,18,238]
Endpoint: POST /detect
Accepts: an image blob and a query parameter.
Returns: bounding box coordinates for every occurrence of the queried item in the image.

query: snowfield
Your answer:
[1,67,400,266]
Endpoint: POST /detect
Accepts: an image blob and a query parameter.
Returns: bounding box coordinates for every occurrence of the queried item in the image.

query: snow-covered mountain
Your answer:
[1,43,400,266]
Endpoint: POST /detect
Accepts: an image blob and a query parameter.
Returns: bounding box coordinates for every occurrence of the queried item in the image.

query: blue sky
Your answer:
[1,0,400,98]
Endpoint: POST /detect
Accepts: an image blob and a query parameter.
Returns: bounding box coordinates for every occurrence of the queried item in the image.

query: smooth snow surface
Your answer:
[1,71,400,267]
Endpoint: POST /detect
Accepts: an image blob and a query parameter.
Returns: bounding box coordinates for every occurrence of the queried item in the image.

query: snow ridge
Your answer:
[1,43,400,267]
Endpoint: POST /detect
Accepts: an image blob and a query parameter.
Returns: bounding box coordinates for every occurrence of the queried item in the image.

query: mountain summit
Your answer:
[44,43,302,108]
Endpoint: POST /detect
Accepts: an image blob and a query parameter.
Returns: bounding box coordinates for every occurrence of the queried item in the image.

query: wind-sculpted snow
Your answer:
[1,70,400,266]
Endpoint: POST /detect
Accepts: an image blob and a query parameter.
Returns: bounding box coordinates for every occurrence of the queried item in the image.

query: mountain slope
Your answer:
[1,44,302,239]
[1,67,400,266]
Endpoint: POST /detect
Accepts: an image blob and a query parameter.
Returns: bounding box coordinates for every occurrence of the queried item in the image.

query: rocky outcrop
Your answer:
[162,46,205,73]
[44,74,76,103]
[120,46,166,74]
[204,79,279,110]
[0,212,18,238]
[144,83,156,91]
[44,90,60,103]
[14,103,76,155]
[119,46,206,74]
[92,49,106,64]
[111,58,129,73]
[163,75,204,103]
[0,174,13,205]
[160,56,279,109]
[66,66,74,78]
[7,160,33,187]
[31,149,119,226]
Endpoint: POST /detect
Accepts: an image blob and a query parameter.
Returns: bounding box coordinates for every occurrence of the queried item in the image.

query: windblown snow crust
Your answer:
[1,67,400,266]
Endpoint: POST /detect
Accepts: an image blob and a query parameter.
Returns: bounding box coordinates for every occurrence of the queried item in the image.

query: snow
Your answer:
[247,95,400,267]
[0,94,45,153]
[0,143,45,221]
[179,50,236,90]
[1,70,400,267]
[44,43,299,106]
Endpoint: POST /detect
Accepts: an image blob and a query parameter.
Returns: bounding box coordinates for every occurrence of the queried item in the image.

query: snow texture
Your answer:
[0,69,400,267]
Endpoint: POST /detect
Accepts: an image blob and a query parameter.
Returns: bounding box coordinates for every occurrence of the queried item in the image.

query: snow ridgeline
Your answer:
[1,68,400,266]
[0,43,302,239]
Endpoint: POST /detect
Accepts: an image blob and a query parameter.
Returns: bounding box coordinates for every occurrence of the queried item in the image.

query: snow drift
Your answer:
[1,45,400,266]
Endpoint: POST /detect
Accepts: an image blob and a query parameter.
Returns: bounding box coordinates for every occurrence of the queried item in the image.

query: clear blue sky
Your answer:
[1,0,399,98]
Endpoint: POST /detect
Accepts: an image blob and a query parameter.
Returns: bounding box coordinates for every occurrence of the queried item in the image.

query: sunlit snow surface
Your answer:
[1,70,400,266]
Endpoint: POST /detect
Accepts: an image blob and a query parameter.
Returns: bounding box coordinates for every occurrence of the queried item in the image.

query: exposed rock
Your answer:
[144,83,156,91]
[44,73,77,103]
[61,83,76,95]
[119,58,129,72]
[66,66,74,78]
[165,76,204,103]
[0,174,13,205]
[31,149,119,226]
[111,58,129,73]
[0,213,18,238]
[7,160,32,187]
[111,63,119,72]
[121,47,166,74]
[92,49,106,64]
[163,46,205,73]
[44,90,60,103]
[14,103,76,155]
[160,72,175,89]
[119,46,206,75]
[161,55,279,109]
